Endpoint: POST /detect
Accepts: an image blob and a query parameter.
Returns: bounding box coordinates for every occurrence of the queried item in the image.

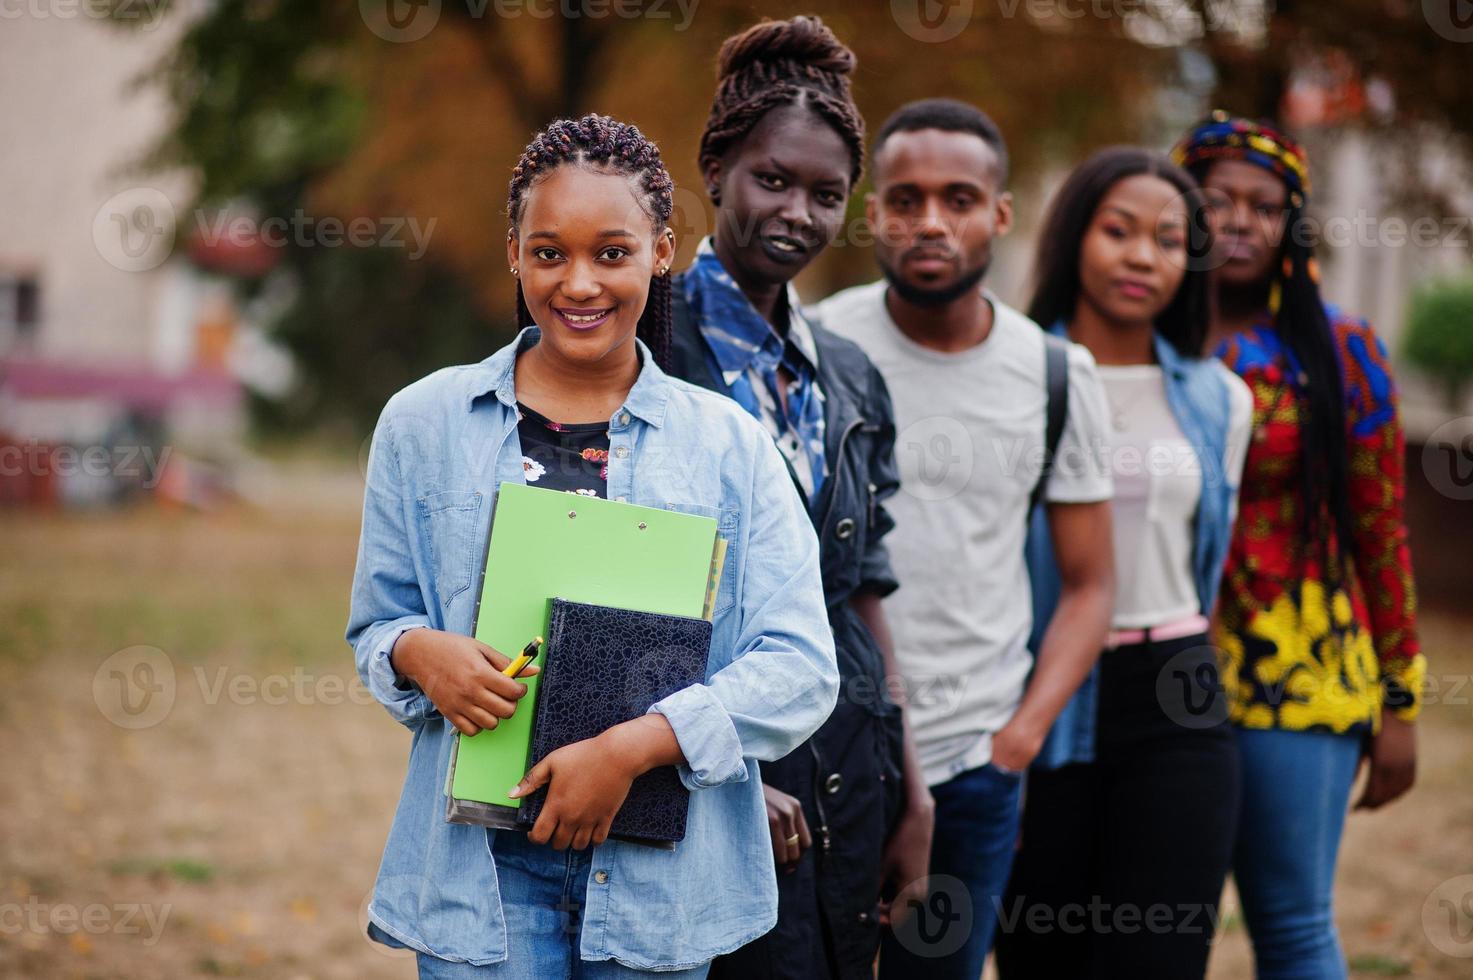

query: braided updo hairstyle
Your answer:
[507,114,675,371]
[698,15,865,203]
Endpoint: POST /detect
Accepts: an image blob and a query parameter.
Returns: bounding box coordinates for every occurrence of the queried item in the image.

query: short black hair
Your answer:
[871,98,1010,185]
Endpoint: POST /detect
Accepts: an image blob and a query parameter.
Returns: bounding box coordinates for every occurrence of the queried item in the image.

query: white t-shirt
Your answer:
[814,280,1113,786]
[1097,364,1253,629]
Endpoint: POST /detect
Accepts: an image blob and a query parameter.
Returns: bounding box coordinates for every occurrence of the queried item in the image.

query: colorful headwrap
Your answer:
[1171,109,1311,206]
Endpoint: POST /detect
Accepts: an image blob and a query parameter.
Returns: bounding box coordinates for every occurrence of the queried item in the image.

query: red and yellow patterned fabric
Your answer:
[1214,306,1424,733]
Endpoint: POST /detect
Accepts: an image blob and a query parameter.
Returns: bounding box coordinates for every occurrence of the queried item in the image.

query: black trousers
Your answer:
[995,633,1240,980]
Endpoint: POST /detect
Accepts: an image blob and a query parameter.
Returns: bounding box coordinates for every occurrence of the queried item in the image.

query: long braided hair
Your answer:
[698,15,865,203]
[1174,113,1356,580]
[507,114,675,371]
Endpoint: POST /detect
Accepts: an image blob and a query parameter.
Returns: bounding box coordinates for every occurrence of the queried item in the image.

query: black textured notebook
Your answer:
[518,598,713,847]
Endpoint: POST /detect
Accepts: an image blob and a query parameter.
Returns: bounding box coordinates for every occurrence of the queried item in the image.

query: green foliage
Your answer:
[134,0,494,436]
[253,244,506,435]
[136,0,365,201]
[1346,953,1412,976]
[107,856,217,883]
[1404,277,1473,408]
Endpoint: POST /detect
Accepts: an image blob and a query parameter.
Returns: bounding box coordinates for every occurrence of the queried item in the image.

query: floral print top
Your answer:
[1213,306,1424,733]
[516,402,609,499]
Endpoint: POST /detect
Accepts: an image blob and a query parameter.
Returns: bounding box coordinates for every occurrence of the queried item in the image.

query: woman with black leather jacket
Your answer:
[665,16,933,980]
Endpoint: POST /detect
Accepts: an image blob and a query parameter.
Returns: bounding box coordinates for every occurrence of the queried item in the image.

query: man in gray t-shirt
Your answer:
[813,100,1114,980]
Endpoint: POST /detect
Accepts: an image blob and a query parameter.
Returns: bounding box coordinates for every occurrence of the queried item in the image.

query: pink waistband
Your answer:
[1105,614,1210,650]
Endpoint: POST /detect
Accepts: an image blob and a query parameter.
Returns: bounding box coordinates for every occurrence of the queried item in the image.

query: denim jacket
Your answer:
[345,327,839,968]
[1027,328,1236,768]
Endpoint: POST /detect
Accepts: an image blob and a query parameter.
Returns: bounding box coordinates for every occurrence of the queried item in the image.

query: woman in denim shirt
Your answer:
[346,114,838,979]
[997,148,1251,979]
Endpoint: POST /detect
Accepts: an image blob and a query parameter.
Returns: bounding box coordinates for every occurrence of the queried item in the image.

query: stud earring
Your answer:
[510,266,519,277]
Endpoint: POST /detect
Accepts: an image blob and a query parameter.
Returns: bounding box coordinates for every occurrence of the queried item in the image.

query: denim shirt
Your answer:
[345,327,839,968]
[1027,328,1236,768]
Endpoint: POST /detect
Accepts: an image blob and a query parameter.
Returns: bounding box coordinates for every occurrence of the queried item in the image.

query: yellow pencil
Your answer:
[502,636,543,678]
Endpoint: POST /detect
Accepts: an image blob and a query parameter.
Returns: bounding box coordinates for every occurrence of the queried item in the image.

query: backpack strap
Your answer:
[1029,333,1071,520]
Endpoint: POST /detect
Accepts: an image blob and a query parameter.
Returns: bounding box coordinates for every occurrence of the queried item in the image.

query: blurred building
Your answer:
[0,4,286,507]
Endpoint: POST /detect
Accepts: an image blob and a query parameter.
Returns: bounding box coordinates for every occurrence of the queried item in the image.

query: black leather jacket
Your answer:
[670,273,907,980]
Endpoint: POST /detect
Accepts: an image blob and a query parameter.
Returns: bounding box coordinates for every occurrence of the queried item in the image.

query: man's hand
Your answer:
[509,714,684,850]
[991,717,1046,774]
[763,784,812,872]
[390,628,538,736]
[879,793,934,928]
[1355,712,1417,810]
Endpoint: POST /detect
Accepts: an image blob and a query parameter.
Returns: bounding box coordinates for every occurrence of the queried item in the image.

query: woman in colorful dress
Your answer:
[1173,113,1425,979]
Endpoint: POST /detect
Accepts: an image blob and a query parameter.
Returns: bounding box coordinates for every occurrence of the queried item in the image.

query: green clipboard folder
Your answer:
[445,483,722,830]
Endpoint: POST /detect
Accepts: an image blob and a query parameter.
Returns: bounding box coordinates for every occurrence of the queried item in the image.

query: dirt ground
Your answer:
[2,487,1471,979]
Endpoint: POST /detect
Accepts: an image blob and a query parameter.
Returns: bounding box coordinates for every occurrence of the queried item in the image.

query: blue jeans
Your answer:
[879,762,1024,980]
[1233,728,1362,980]
[401,831,711,979]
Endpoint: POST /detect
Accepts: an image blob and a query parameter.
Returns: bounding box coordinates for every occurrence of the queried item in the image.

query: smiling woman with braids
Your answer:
[347,113,838,979]
[1173,113,1425,980]
[662,17,931,980]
